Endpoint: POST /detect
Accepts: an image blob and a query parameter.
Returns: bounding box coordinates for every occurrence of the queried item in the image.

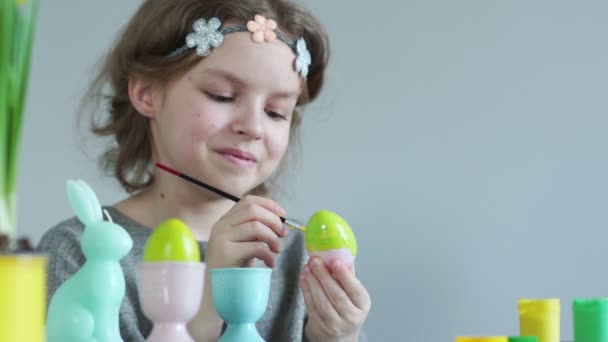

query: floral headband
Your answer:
[169,15,312,79]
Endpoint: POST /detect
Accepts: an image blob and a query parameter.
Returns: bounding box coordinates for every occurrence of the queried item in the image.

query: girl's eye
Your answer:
[265,109,287,121]
[205,91,233,103]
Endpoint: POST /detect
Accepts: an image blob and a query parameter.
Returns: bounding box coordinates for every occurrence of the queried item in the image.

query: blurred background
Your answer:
[18,0,608,340]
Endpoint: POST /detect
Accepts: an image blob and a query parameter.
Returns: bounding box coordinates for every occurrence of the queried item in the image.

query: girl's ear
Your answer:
[128,76,160,119]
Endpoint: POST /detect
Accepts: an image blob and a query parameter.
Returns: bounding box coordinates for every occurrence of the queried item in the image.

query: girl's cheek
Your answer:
[189,113,224,142]
[268,130,290,159]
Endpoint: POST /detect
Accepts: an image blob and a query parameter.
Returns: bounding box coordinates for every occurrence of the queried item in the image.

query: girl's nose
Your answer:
[232,104,264,140]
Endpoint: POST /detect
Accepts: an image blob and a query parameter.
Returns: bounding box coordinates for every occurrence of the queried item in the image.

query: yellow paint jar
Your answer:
[455,337,508,342]
[0,255,47,342]
[519,298,560,342]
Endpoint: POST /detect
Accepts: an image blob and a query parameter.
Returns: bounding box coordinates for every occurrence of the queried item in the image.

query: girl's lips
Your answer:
[216,148,257,167]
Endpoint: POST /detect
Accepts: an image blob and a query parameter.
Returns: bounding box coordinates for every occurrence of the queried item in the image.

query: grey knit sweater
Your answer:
[37,206,311,341]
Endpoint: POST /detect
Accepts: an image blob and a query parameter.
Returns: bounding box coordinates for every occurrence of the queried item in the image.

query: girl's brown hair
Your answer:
[82,0,330,195]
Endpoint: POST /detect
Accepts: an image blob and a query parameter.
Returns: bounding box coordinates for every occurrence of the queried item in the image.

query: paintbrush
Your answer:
[155,162,306,232]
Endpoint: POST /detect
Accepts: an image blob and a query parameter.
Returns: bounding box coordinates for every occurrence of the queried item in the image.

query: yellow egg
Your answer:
[143,218,200,262]
[305,210,358,266]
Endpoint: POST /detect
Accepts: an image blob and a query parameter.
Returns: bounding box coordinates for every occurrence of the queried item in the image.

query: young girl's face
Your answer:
[152,31,301,196]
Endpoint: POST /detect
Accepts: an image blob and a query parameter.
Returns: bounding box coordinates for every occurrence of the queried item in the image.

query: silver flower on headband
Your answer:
[186,18,224,57]
[295,38,311,78]
[171,16,313,79]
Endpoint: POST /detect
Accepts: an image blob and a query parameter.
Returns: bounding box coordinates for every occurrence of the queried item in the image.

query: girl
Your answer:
[38,0,371,341]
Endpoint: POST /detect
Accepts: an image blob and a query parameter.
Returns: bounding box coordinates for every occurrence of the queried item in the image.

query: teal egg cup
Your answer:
[210,268,272,342]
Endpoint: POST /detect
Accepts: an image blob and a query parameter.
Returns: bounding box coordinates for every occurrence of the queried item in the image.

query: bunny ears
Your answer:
[66,179,111,226]
[168,15,312,79]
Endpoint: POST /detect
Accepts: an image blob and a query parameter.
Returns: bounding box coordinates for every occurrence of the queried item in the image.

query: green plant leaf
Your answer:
[1,0,16,199]
[7,0,40,196]
[0,0,40,236]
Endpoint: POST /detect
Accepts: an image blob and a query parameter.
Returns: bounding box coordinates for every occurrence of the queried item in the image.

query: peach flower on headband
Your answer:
[247,14,277,43]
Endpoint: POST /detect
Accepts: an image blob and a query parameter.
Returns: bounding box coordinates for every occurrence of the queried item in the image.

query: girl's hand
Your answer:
[301,257,371,342]
[205,195,287,269]
[189,195,286,342]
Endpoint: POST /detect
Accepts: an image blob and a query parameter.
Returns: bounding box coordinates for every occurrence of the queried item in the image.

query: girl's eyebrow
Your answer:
[203,67,300,99]
[204,68,248,87]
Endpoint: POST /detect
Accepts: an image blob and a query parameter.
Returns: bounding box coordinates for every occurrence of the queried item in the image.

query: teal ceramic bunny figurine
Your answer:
[46,180,133,342]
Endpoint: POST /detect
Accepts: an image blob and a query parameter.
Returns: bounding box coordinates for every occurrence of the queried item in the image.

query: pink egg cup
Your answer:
[136,262,205,342]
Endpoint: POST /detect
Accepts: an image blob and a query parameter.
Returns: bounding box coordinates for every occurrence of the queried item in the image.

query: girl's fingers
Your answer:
[229,221,282,253]
[303,263,340,324]
[330,259,372,313]
[227,196,286,237]
[300,266,319,317]
[232,241,278,268]
[207,195,288,268]
[309,257,357,317]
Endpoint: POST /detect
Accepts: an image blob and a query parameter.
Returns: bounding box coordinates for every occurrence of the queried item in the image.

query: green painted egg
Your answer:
[143,218,200,262]
[305,210,357,266]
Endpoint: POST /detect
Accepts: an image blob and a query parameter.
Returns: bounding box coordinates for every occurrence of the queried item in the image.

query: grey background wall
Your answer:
[17,0,608,340]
